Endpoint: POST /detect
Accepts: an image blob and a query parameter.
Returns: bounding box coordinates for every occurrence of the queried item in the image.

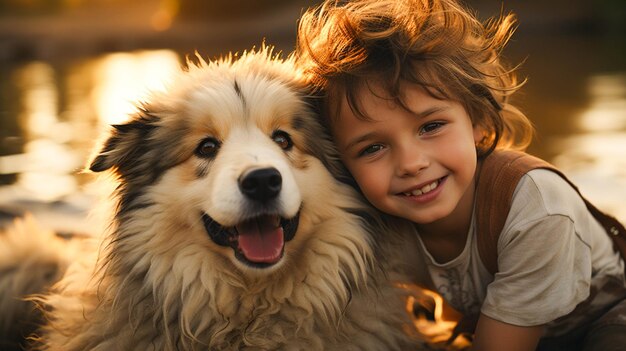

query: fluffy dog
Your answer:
[0,48,416,350]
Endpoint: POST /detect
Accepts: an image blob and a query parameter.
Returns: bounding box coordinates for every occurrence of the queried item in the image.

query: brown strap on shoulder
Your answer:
[475,150,549,274]
[475,149,626,276]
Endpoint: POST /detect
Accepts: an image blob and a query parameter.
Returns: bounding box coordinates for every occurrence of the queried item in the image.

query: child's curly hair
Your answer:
[296,0,533,156]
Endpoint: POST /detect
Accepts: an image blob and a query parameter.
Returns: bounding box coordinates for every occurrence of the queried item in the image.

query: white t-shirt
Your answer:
[416,169,626,336]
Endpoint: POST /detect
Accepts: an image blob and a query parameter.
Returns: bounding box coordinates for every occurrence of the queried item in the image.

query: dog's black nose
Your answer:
[239,167,282,202]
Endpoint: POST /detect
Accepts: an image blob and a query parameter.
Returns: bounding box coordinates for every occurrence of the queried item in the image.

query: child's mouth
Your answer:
[399,176,446,197]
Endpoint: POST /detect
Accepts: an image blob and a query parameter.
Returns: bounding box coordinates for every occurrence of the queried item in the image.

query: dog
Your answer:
[0,47,417,350]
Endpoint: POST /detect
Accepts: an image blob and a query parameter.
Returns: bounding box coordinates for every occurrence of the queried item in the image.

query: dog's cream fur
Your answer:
[0,48,417,350]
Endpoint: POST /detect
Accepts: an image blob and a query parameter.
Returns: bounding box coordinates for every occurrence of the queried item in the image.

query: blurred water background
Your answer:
[0,0,625,235]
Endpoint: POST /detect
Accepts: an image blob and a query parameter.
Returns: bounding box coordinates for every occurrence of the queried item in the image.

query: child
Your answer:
[295,0,626,350]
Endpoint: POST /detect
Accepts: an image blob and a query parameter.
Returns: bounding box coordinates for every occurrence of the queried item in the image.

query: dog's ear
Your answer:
[89,110,158,175]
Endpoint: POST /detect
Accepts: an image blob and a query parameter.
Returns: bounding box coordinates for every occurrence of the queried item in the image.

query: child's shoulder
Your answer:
[475,149,578,228]
[511,169,588,223]
[478,149,583,214]
[479,149,587,224]
[477,149,626,276]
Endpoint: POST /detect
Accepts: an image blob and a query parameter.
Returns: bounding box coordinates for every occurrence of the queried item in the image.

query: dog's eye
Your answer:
[272,130,293,151]
[195,137,220,158]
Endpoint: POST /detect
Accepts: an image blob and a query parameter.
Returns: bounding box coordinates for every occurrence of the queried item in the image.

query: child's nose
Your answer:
[394,146,429,177]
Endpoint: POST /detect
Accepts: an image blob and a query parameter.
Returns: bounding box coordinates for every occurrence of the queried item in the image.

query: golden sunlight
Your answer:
[2,50,181,204]
[12,62,80,201]
[398,283,472,350]
[18,62,61,140]
[553,133,626,222]
[577,74,626,132]
[91,50,181,127]
[553,73,626,222]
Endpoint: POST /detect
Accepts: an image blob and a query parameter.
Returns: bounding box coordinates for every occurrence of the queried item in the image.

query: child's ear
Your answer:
[473,124,485,144]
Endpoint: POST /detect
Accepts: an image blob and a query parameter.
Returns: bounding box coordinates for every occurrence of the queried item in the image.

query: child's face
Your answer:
[330,82,483,225]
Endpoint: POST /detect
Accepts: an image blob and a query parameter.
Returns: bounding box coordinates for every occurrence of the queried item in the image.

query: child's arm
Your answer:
[472,313,543,351]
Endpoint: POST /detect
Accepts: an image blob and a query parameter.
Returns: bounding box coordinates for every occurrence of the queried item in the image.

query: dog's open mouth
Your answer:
[202,212,299,268]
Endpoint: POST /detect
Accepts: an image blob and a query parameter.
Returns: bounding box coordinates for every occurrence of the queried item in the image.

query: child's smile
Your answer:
[331,81,483,228]
[397,175,447,203]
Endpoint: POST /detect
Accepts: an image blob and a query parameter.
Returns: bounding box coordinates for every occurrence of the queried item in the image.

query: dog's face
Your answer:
[89,50,348,273]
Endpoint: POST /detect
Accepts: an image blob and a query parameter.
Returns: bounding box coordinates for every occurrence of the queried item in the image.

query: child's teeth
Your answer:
[408,180,439,196]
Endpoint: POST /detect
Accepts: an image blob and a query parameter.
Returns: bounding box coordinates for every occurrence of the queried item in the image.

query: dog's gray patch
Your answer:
[292,115,306,131]
[196,163,210,178]
[234,80,246,108]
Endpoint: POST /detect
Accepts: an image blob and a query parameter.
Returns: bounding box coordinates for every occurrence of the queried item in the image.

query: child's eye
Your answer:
[358,144,384,157]
[419,121,445,135]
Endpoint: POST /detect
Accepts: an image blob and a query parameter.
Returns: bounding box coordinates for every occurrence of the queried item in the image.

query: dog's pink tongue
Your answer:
[237,216,284,264]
